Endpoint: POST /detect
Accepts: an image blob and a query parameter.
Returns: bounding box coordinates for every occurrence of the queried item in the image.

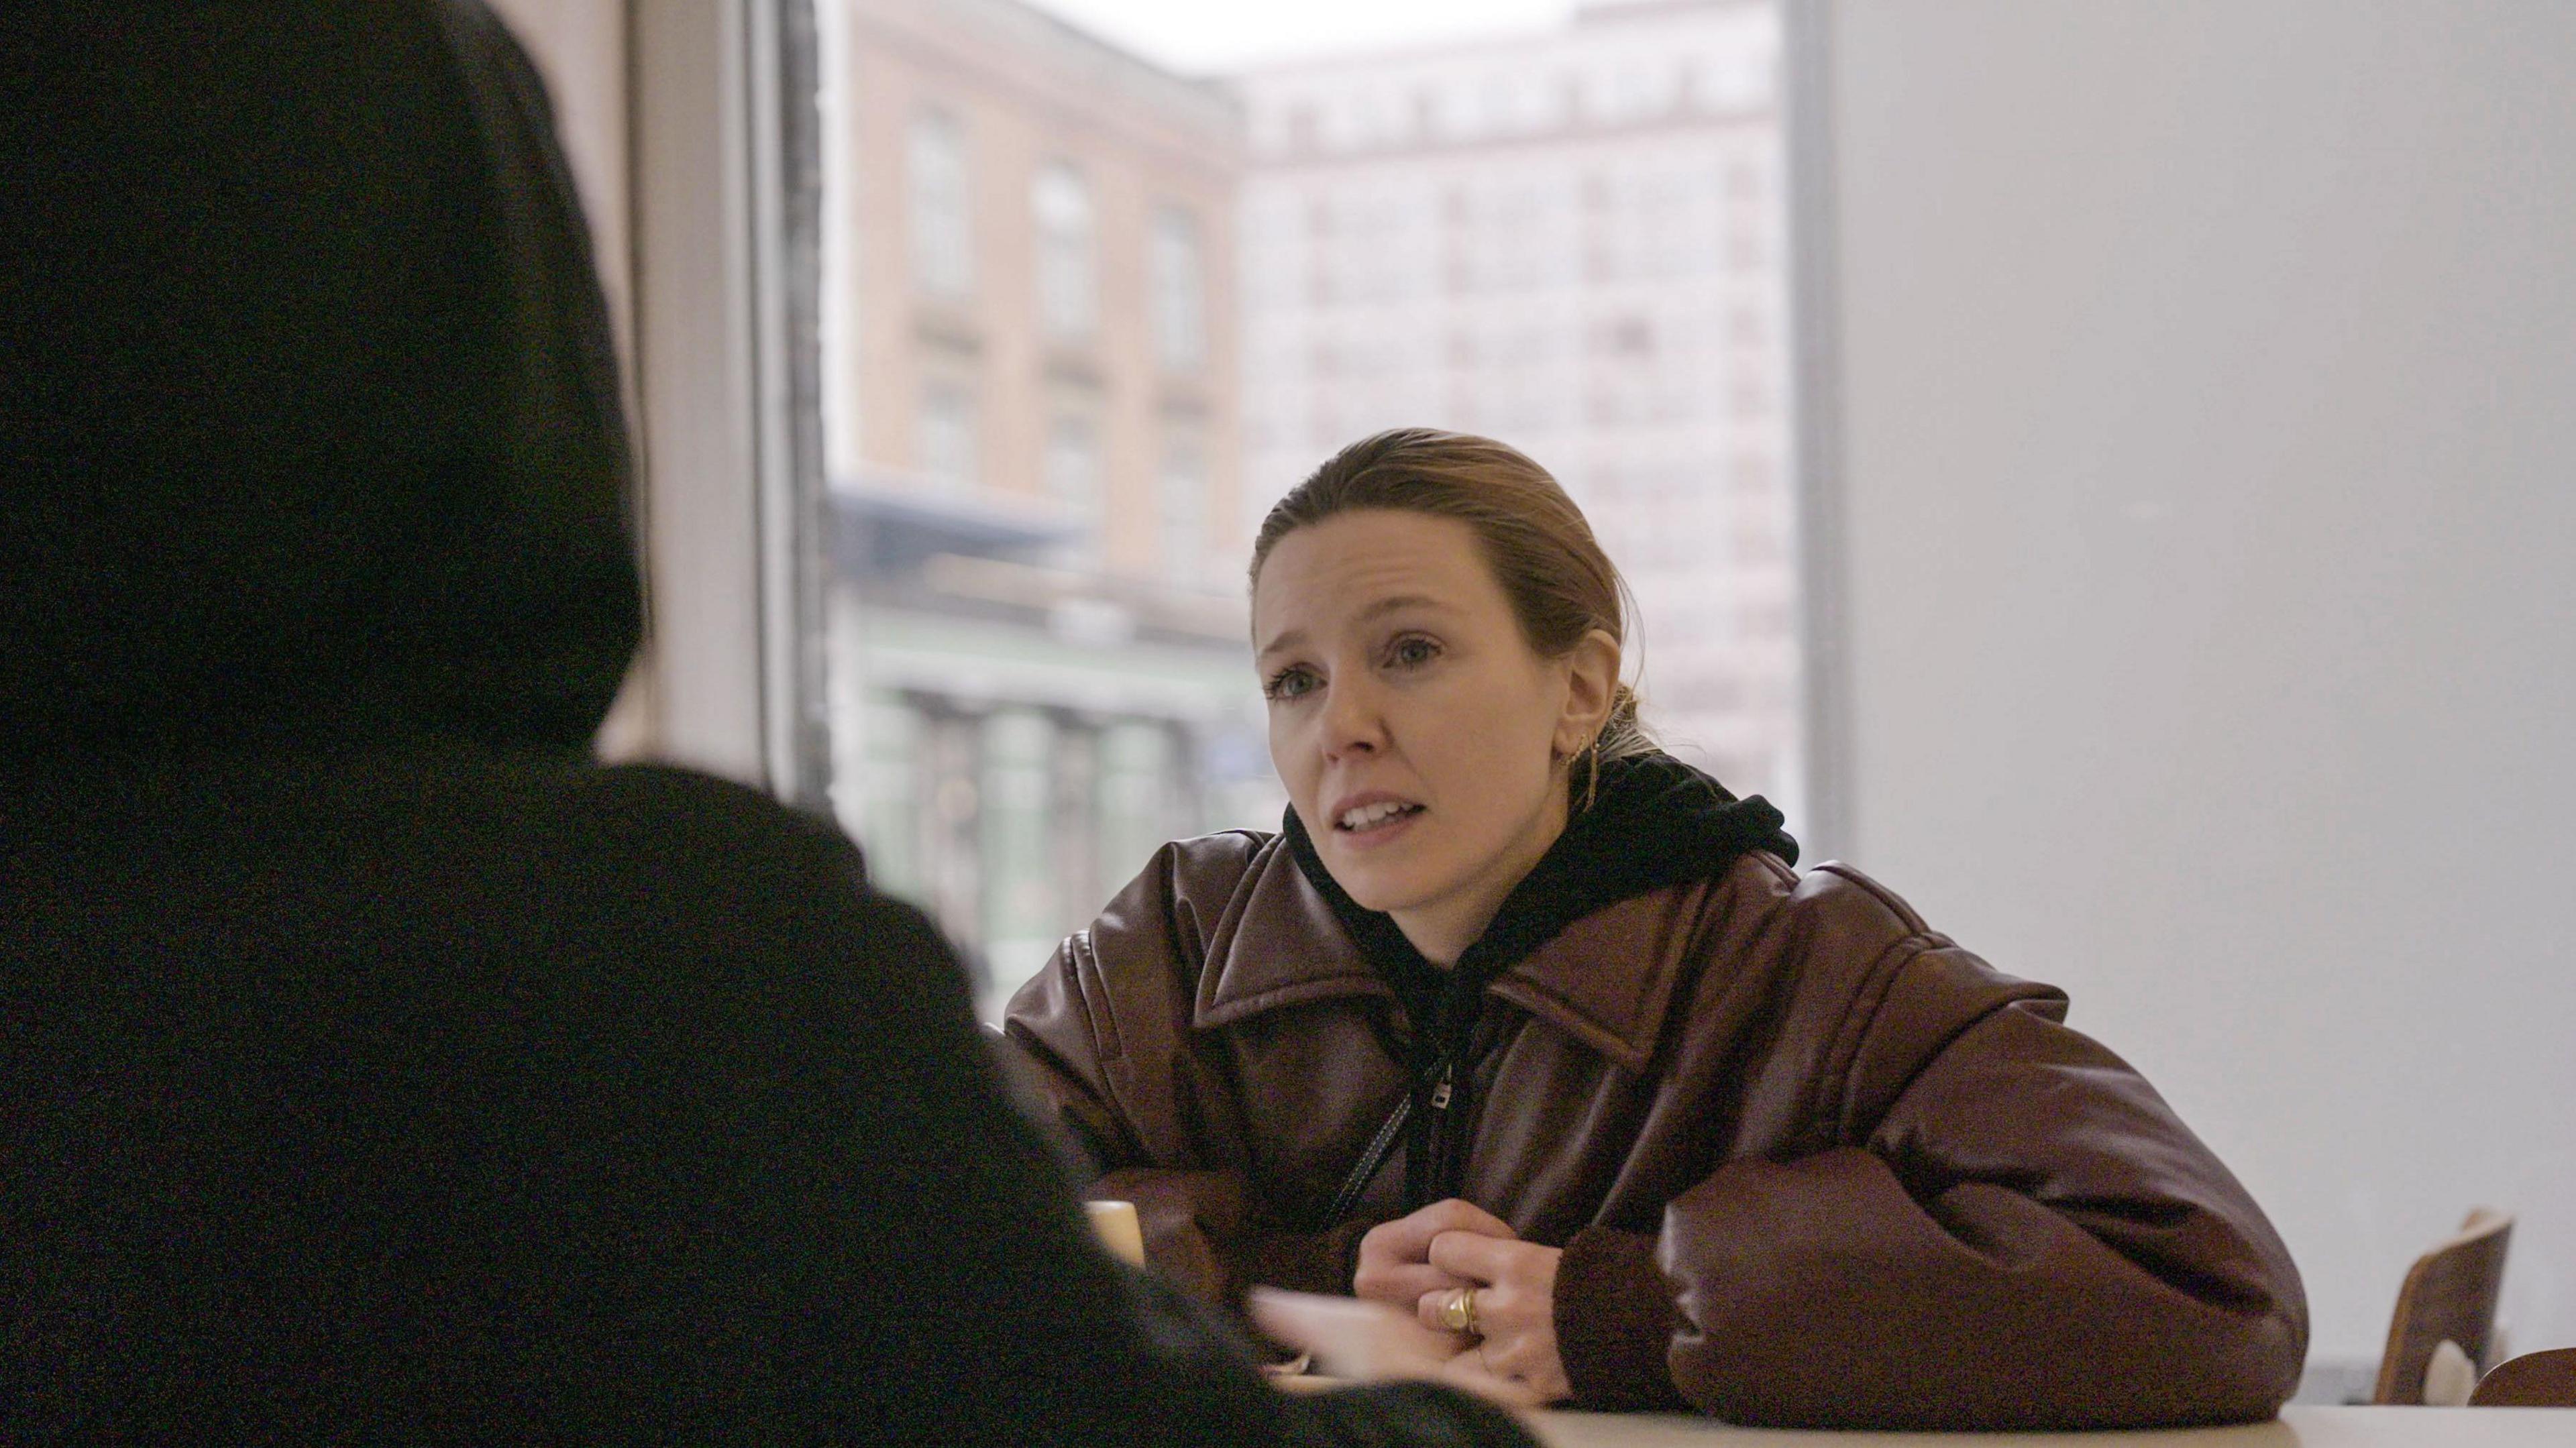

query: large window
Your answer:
[819,1,1796,1021]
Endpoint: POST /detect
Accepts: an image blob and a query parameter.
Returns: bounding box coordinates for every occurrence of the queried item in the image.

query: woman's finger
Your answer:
[1426,1227,1534,1283]
[1248,1288,1538,1412]
[1354,1261,1474,1310]
[1250,1289,1441,1378]
[1354,1200,1513,1305]
[1413,1285,1479,1335]
[1408,1237,1570,1402]
[1362,1198,1516,1267]
[1419,1197,1515,1239]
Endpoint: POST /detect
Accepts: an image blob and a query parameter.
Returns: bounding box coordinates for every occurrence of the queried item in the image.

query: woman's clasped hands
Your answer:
[1248,1199,1570,1412]
[1356,1199,1571,1403]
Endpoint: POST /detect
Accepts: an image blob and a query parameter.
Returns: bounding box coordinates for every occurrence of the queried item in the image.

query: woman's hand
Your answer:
[1415,1228,1570,1403]
[1352,1198,1571,1403]
[1352,1198,1507,1314]
[1248,1288,1544,1414]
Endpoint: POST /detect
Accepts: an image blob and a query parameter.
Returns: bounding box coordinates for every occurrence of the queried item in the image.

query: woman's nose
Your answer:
[1319,674,1387,757]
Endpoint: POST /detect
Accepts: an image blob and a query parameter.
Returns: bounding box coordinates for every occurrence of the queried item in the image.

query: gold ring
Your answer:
[1437,1286,1481,1336]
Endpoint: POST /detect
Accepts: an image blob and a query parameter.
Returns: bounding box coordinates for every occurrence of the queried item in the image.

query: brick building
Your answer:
[821,0,1273,1015]
[1232,0,1803,816]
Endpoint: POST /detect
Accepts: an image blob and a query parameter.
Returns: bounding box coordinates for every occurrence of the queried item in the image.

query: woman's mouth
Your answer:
[1336,800,1424,834]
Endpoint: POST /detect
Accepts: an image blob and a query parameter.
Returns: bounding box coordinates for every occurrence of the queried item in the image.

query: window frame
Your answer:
[625,0,830,806]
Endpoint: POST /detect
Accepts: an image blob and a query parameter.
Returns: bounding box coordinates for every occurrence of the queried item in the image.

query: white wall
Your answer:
[1803,1,2576,1368]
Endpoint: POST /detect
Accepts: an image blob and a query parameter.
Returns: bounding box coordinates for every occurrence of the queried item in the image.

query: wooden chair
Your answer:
[2470,1347,2576,1408]
[2371,1207,2514,1404]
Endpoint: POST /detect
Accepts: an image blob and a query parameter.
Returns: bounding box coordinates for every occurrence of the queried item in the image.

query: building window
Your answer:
[1044,412,1102,567]
[918,378,978,490]
[1159,423,1209,587]
[1150,206,1208,371]
[1032,162,1097,343]
[907,109,972,300]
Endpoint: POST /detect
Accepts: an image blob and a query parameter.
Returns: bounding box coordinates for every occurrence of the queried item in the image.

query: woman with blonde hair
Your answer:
[1004,427,2307,1430]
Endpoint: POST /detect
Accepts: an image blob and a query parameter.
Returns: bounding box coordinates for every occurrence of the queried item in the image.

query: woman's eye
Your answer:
[1265,667,1319,701]
[1388,636,1440,668]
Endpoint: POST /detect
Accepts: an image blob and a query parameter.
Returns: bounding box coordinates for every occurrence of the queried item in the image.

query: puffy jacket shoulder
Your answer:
[1043,831,1273,1061]
[1740,860,2068,1150]
[1000,832,1281,1174]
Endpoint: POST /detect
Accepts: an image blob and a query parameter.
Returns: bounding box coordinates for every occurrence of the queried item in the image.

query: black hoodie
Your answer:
[0,1,637,761]
[0,5,1530,1443]
[1287,753,1794,1211]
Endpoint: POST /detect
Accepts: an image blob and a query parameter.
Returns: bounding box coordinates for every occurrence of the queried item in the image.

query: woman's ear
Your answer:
[1554,628,1621,759]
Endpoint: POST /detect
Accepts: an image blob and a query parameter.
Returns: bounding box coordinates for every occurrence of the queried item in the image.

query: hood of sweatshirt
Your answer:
[0,0,639,763]
[1285,750,1799,1048]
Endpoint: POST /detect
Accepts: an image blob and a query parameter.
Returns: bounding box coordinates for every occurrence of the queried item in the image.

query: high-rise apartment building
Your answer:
[1233,0,1801,815]
[820,0,1273,1016]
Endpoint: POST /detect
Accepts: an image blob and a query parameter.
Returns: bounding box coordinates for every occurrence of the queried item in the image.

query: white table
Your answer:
[1532,1406,2576,1447]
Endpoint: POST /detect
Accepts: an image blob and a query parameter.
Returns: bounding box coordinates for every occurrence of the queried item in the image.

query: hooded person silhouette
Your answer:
[0,5,1531,1442]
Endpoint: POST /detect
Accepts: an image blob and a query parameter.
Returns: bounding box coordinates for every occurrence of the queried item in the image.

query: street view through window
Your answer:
[814,0,1799,1020]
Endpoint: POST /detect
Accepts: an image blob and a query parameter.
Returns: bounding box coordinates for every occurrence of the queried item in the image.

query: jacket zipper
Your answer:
[1422,1056,1460,1203]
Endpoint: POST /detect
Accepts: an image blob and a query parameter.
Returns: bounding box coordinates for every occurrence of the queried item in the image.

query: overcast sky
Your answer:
[1018,0,1580,74]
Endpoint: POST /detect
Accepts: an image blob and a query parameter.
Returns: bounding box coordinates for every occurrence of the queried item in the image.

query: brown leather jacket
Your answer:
[1002,831,2308,1429]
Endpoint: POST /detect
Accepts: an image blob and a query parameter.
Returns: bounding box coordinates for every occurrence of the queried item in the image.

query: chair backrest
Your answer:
[2371,1207,2514,1404]
[2469,1347,2576,1408]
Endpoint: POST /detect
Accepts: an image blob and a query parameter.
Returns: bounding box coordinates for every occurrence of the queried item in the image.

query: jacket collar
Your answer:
[1195,754,1790,1071]
[1191,832,1728,1074]
[1192,840,1391,1025]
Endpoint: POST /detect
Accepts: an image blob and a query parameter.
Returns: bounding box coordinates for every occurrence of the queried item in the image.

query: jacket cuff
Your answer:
[1554,1226,1689,1411]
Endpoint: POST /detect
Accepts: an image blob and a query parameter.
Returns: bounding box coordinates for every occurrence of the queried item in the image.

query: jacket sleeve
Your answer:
[780,832,1533,1447]
[1552,938,2308,1430]
[1000,842,1381,1309]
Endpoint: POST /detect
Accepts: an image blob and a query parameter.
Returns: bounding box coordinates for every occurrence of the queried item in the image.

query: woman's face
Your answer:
[1252,509,1616,965]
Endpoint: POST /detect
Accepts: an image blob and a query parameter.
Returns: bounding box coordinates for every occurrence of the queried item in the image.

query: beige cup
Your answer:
[1083,1199,1146,1267]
